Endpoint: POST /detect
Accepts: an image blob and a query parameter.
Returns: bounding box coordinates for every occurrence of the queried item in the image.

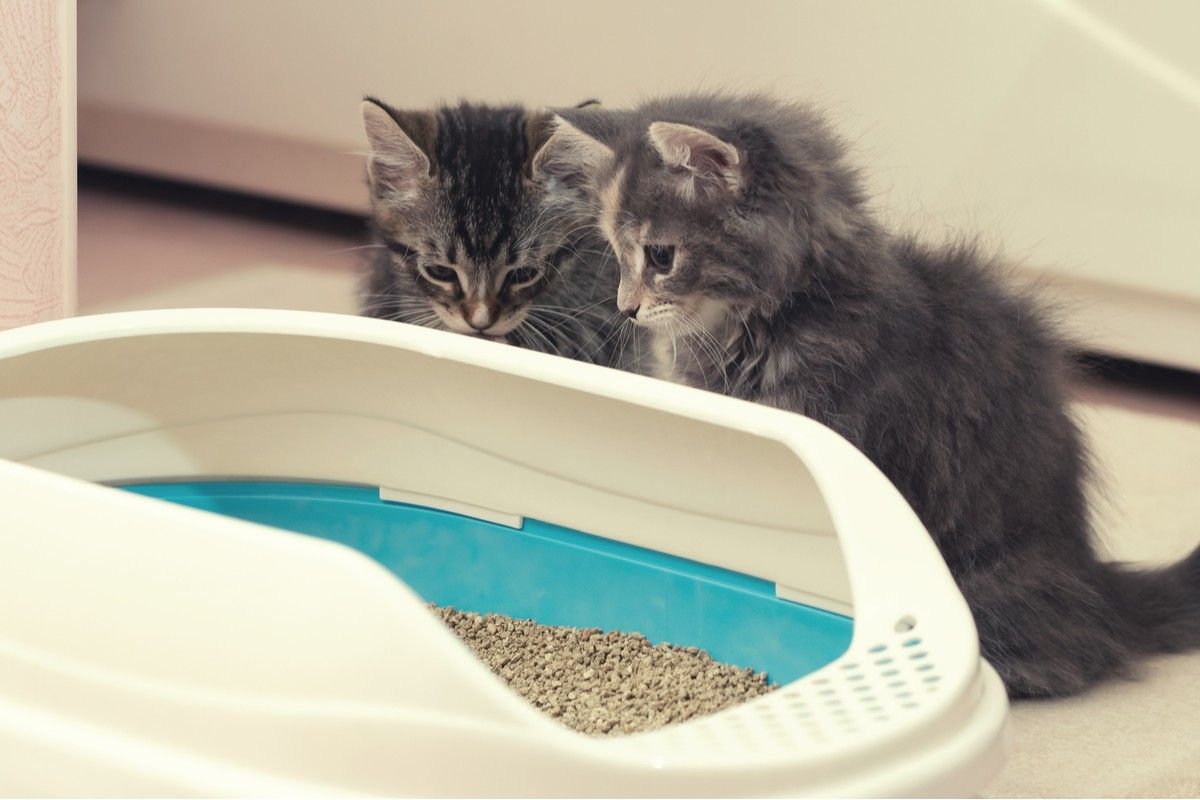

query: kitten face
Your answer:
[601,184,743,334]
[371,191,563,339]
[362,100,578,340]
[538,117,773,336]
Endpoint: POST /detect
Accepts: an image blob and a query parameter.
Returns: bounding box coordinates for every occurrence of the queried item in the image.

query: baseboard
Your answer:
[1020,270,1200,373]
[79,164,367,239]
[79,102,368,215]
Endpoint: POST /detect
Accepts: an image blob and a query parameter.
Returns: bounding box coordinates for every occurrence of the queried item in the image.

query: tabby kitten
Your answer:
[543,93,1200,698]
[360,98,633,366]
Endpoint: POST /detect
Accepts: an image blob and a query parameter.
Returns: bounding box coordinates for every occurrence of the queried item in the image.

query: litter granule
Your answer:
[432,605,775,735]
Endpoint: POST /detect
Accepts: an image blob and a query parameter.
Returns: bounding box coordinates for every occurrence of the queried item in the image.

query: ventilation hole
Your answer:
[866,706,883,714]
[847,674,864,682]
[896,691,912,699]
[915,663,934,672]
[876,657,894,665]
[825,698,842,707]
[910,651,928,660]
[902,637,922,648]
[882,669,900,677]
[902,701,919,709]
[923,675,941,683]
[887,680,905,688]
[894,615,917,632]
[818,688,836,696]
[839,662,859,671]
[852,685,870,692]
[813,677,830,685]
[868,644,887,654]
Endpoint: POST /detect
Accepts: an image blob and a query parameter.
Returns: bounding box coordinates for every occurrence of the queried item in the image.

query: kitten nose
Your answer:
[622,304,640,320]
[467,303,494,331]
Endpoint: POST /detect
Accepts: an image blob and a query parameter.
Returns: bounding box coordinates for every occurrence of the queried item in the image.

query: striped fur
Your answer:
[360,99,639,368]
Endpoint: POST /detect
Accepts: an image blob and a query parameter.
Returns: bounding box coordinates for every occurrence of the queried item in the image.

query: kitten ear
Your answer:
[648,121,743,200]
[532,116,613,191]
[361,98,435,204]
[524,110,555,179]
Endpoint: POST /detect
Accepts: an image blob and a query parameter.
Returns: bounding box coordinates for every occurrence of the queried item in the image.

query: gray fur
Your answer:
[550,92,1200,698]
[360,98,641,369]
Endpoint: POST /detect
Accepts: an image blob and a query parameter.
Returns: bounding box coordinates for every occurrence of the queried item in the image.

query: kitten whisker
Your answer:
[323,244,387,256]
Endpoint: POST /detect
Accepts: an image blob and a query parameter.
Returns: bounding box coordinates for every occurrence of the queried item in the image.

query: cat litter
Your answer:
[0,309,1009,795]
[432,605,774,735]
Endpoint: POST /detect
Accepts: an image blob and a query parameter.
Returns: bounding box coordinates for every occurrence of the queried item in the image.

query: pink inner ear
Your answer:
[688,144,735,174]
[531,118,613,189]
[650,122,742,195]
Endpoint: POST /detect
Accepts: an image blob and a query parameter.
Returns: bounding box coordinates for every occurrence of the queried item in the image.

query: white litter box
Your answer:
[0,309,1008,797]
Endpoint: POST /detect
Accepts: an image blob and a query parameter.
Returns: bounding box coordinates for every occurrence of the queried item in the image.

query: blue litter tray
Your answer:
[123,480,853,685]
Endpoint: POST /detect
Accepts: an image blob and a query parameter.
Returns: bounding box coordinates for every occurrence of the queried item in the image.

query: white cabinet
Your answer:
[79,0,1200,369]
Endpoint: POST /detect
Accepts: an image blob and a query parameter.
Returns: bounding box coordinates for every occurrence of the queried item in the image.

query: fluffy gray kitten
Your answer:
[540,93,1200,698]
[360,98,639,368]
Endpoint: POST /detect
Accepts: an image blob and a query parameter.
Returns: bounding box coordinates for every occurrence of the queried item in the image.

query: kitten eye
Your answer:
[422,264,458,284]
[644,245,675,273]
[504,266,542,289]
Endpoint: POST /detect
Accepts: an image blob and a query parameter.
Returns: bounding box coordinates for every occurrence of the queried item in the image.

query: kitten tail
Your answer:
[1106,543,1200,652]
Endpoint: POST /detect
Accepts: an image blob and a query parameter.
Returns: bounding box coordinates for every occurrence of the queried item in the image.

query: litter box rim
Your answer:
[0,309,1009,797]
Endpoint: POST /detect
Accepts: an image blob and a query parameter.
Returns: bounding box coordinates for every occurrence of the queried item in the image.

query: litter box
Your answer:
[0,309,1008,796]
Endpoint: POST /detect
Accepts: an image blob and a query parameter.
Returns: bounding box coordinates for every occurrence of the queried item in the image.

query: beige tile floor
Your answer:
[79,187,364,316]
[80,185,1200,797]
